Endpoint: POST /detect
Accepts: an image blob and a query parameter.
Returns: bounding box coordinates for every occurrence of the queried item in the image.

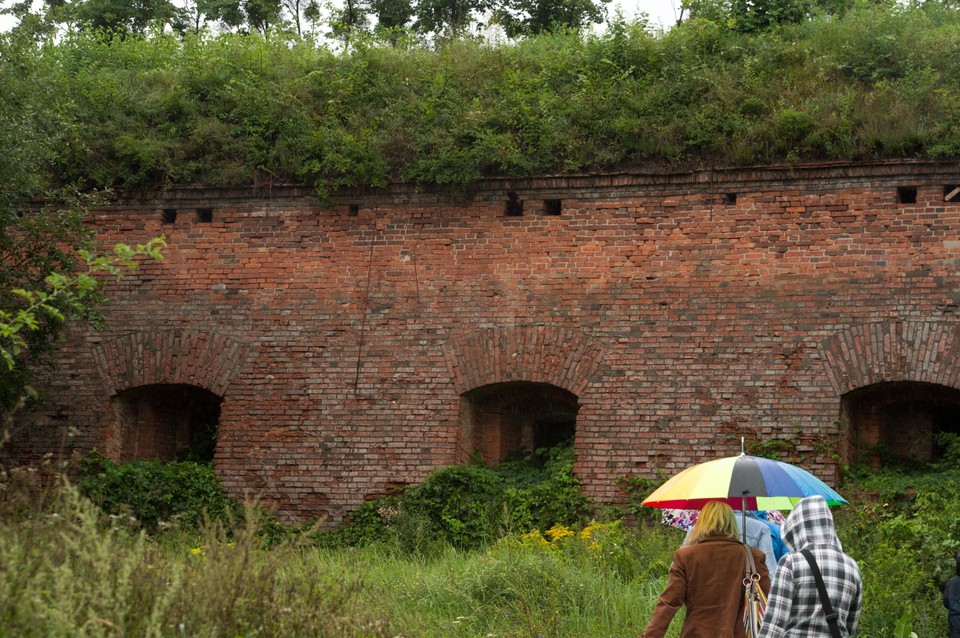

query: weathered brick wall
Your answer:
[10,160,960,524]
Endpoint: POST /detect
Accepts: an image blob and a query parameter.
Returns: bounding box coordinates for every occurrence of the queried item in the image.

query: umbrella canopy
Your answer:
[642,453,846,511]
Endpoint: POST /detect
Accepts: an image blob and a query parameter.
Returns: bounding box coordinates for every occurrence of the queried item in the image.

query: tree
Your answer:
[327,0,371,42]
[729,0,812,31]
[413,0,490,38]
[680,0,814,31]
[370,0,414,33]
[178,0,222,33]
[244,0,285,34]
[200,0,247,30]
[67,0,185,34]
[187,0,286,34]
[0,1,67,38]
[492,0,607,37]
[0,28,164,435]
[283,0,322,35]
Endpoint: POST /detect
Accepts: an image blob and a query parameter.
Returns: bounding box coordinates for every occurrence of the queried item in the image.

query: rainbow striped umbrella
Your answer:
[642,453,846,511]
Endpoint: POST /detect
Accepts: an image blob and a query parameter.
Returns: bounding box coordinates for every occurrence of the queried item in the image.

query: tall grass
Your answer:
[0,469,390,637]
[3,460,955,637]
[0,469,685,637]
[338,536,676,637]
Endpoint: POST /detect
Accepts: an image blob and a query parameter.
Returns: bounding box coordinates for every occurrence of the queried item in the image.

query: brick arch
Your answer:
[818,321,960,395]
[91,329,250,397]
[442,325,606,395]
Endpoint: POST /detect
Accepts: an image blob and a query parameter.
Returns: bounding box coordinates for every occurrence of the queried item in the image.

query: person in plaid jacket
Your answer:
[758,495,862,637]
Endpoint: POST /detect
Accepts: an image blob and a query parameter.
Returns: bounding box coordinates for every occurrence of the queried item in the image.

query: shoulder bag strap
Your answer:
[800,548,842,638]
[744,543,757,577]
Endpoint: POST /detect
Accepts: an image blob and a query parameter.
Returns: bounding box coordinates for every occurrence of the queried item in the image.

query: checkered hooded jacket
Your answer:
[757,495,863,637]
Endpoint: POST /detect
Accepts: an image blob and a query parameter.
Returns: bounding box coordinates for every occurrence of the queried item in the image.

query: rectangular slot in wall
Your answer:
[544,199,562,216]
[196,208,213,223]
[897,186,917,204]
[505,191,523,217]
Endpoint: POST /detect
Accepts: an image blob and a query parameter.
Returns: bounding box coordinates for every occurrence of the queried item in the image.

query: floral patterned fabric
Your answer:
[661,508,786,531]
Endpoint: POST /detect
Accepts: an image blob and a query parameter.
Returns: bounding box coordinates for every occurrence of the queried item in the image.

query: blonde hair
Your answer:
[686,501,740,545]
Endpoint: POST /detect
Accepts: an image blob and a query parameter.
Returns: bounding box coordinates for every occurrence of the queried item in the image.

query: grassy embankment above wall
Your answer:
[3,2,960,198]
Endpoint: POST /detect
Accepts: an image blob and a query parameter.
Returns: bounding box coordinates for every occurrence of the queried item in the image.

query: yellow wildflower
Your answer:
[545,524,574,543]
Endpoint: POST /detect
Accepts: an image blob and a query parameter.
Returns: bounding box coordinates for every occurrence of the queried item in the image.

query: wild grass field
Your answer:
[2,442,957,638]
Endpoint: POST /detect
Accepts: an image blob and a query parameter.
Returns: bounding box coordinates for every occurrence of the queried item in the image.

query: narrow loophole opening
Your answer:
[505,191,523,217]
[897,186,917,204]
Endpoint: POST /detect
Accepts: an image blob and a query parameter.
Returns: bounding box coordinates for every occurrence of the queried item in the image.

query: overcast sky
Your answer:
[616,0,681,29]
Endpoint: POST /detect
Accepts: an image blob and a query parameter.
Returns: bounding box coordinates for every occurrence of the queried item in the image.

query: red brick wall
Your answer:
[11,160,960,524]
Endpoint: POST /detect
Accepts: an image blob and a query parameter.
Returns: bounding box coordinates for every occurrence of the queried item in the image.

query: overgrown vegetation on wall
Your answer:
[325,445,591,551]
[76,445,591,549]
[77,451,241,532]
[2,2,960,198]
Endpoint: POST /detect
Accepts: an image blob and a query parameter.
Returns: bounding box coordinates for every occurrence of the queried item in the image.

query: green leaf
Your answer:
[893,611,915,638]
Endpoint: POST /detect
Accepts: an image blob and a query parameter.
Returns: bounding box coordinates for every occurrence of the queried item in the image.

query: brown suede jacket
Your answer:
[642,535,771,638]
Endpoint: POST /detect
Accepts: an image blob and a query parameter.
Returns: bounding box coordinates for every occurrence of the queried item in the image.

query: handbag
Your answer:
[742,545,768,638]
[800,549,843,638]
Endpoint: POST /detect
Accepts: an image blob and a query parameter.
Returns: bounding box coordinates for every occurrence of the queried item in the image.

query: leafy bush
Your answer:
[331,445,591,551]
[836,437,960,636]
[77,451,241,532]
[404,463,506,548]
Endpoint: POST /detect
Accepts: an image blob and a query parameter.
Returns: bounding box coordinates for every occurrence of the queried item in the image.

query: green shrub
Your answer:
[331,445,591,551]
[405,463,505,549]
[837,441,960,636]
[495,445,592,532]
[77,451,241,532]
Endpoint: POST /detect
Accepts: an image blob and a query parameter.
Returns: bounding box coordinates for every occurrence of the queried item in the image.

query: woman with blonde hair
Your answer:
[641,501,771,638]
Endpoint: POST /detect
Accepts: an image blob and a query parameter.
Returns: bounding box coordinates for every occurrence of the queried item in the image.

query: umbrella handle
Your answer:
[741,491,749,546]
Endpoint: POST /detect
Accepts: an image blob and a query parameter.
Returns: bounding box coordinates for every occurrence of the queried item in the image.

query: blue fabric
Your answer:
[754,515,787,561]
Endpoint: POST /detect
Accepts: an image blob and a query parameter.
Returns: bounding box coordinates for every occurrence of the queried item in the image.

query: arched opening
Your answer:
[110,384,222,463]
[458,381,579,464]
[842,381,960,467]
